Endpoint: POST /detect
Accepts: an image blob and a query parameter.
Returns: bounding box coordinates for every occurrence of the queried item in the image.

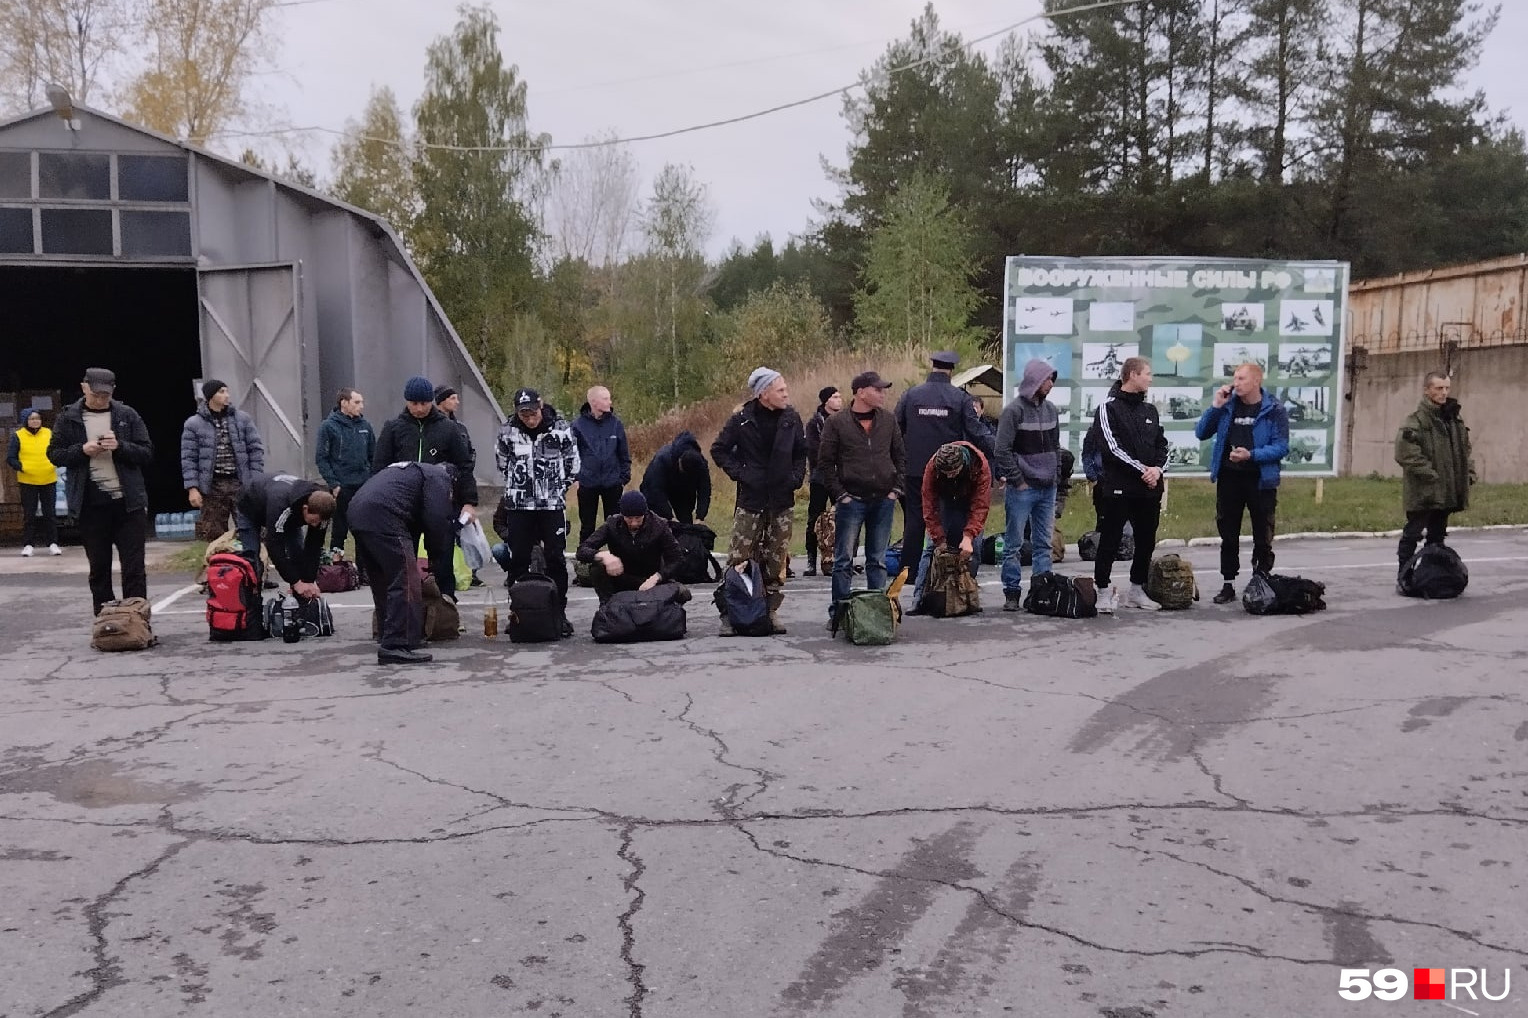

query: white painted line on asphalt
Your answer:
[151,584,200,614]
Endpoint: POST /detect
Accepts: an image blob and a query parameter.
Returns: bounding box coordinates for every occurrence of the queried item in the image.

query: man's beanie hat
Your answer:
[403,376,434,402]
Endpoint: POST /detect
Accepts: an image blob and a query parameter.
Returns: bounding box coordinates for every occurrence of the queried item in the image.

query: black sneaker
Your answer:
[803,566,817,577]
[378,647,432,665]
[1003,590,1023,612]
[1212,583,1237,605]
[786,566,796,579]
[560,617,575,639]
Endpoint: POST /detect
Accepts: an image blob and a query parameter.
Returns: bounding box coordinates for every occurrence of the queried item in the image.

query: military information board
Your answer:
[1002,256,1350,477]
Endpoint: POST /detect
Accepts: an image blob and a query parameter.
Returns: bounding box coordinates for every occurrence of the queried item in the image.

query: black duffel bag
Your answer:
[669,522,723,584]
[591,582,690,643]
[1398,544,1468,599]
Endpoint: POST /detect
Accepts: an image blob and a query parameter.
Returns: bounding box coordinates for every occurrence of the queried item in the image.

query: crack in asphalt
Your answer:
[40,825,191,1018]
[674,692,776,818]
[732,825,1337,968]
[615,822,648,1018]
[1129,844,1528,956]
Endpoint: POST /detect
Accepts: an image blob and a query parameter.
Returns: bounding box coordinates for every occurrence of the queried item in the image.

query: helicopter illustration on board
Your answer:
[1084,343,1126,380]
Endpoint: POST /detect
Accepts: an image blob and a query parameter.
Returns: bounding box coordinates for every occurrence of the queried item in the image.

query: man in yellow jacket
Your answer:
[6,408,62,556]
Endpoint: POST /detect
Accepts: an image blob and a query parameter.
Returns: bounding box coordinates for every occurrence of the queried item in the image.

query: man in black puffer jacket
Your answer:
[575,491,683,604]
[235,473,336,597]
[710,367,807,634]
[641,430,711,525]
[1084,357,1169,613]
[371,376,479,514]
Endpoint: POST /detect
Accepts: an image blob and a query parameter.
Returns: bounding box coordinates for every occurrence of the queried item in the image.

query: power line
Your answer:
[210,0,1146,153]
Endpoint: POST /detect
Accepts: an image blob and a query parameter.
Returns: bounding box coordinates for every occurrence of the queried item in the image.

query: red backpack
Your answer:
[206,552,266,641]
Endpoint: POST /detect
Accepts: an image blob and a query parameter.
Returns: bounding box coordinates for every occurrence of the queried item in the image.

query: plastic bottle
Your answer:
[281,594,302,643]
[483,605,498,639]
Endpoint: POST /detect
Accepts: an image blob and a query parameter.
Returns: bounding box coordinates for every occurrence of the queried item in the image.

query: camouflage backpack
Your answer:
[1146,554,1198,610]
[813,504,836,569]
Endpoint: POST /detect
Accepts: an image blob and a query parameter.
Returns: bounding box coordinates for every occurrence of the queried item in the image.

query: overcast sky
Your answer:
[256,0,1528,257]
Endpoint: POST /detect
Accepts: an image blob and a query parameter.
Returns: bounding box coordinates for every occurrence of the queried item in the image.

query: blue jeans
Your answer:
[831,495,896,613]
[911,500,979,605]
[1001,483,1056,592]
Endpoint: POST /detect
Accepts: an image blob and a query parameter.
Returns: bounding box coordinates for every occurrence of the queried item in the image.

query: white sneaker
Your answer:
[48,544,61,556]
[1123,584,1162,611]
[20,545,32,557]
[1097,585,1117,614]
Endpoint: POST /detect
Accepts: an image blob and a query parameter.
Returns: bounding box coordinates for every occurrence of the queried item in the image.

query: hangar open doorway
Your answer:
[0,265,199,512]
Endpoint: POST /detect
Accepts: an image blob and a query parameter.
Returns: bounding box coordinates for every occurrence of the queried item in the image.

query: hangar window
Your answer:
[119,155,189,202]
[40,207,113,255]
[0,152,30,200]
[121,210,191,257]
[38,152,111,200]
[0,207,33,253]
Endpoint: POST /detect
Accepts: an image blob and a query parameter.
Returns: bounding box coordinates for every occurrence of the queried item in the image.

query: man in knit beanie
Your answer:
[709,367,807,634]
[371,375,479,516]
[180,378,266,542]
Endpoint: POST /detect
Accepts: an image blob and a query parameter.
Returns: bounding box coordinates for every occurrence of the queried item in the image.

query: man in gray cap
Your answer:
[893,350,994,586]
[711,367,807,634]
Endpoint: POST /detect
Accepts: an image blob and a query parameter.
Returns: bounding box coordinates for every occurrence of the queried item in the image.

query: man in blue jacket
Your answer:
[570,385,631,543]
[315,388,375,557]
[1195,362,1290,604]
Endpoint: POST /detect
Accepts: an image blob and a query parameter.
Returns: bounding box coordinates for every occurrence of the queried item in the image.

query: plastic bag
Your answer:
[1241,572,1279,616]
[458,518,493,573]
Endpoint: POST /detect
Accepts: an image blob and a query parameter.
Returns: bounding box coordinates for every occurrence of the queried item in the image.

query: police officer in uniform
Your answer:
[893,351,995,586]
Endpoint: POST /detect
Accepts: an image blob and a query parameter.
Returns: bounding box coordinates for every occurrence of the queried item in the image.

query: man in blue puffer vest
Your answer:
[569,385,631,544]
[1195,362,1290,604]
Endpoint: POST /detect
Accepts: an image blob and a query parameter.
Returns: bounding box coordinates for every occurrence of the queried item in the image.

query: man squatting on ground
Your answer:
[1087,356,1168,613]
[1195,362,1290,604]
[575,490,683,604]
[912,440,991,608]
[816,370,904,624]
[711,367,808,635]
[1394,370,1475,575]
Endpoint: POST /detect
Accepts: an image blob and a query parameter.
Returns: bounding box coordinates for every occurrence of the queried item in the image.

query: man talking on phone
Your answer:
[1194,362,1290,603]
[48,368,155,615]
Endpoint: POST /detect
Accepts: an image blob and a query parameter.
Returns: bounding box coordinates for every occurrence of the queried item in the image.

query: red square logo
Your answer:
[1415,968,1446,1000]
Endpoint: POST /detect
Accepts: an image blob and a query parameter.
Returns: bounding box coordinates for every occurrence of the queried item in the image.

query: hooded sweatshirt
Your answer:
[993,359,1061,488]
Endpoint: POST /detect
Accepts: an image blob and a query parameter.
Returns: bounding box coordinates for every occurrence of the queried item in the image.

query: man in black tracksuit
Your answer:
[893,351,995,585]
[371,375,480,516]
[234,473,336,598]
[574,491,684,604]
[348,461,459,665]
[1085,357,1169,613]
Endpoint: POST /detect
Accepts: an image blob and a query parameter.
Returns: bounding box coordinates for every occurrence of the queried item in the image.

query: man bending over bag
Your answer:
[575,491,683,605]
[235,472,336,602]
[349,462,460,665]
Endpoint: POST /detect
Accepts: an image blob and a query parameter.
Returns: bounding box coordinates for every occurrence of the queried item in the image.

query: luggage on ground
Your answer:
[830,589,899,645]
[1399,543,1468,599]
[316,560,360,593]
[1078,523,1134,563]
[813,504,836,569]
[264,595,335,641]
[671,521,723,584]
[884,540,902,577]
[1145,554,1198,610]
[92,597,156,651]
[421,573,462,641]
[1023,572,1098,619]
[206,552,266,641]
[591,582,690,643]
[1242,571,1327,615]
[919,548,981,617]
[507,548,562,643]
[714,559,773,636]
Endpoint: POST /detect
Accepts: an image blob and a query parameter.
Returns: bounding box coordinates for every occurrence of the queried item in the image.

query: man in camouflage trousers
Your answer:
[711,367,808,635]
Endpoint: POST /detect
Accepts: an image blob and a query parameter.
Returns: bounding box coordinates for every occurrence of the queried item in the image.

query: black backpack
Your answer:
[508,548,564,642]
[670,521,723,584]
[1077,522,1134,563]
[1242,571,1327,615]
[591,582,690,643]
[1023,571,1098,619]
[713,559,773,636]
[1399,544,1468,599]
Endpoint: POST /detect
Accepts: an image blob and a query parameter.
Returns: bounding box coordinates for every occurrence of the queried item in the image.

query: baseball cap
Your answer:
[851,371,893,392]
[513,388,542,410]
[83,368,116,393]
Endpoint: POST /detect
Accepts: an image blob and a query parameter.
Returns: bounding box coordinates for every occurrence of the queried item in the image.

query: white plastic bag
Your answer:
[458,518,493,572]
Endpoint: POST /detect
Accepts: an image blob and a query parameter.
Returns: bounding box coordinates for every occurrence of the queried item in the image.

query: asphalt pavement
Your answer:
[1,530,1526,1018]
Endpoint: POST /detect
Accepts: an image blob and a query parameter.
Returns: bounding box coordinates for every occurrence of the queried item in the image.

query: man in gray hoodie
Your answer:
[995,359,1061,611]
